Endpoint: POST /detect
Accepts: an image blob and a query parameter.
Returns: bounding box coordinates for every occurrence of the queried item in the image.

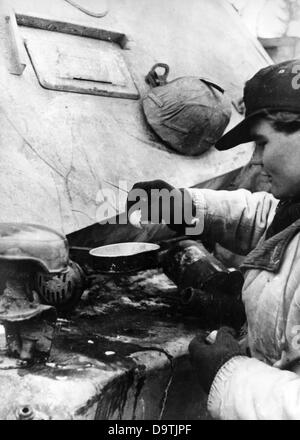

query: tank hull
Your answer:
[0,0,271,420]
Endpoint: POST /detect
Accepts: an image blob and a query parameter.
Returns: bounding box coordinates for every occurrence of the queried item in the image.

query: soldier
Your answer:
[126,60,300,419]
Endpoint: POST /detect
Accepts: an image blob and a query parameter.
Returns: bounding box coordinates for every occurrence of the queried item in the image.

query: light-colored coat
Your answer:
[188,188,300,420]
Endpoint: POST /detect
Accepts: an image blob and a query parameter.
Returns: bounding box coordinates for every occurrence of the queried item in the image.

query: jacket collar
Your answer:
[241,219,300,273]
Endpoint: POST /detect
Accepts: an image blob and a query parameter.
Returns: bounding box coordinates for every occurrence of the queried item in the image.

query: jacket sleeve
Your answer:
[206,231,300,420]
[187,188,278,255]
[208,356,300,420]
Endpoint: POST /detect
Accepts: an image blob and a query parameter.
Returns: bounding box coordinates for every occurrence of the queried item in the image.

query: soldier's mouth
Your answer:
[261,171,272,181]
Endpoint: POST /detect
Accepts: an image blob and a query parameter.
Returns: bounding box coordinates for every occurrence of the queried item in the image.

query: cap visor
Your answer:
[215,110,266,150]
[215,118,252,150]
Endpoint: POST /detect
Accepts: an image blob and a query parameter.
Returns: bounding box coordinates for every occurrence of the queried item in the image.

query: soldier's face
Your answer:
[250,118,300,199]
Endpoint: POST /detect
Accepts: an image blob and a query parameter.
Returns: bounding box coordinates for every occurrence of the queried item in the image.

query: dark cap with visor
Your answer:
[215,59,300,150]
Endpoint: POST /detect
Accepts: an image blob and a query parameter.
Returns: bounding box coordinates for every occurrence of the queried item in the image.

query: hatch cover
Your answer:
[22,27,139,99]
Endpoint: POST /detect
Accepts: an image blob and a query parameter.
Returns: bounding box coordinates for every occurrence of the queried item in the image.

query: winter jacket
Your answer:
[188,187,300,420]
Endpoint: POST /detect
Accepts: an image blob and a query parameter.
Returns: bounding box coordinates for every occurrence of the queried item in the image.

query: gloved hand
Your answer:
[188,327,243,394]
[126,179,198,234]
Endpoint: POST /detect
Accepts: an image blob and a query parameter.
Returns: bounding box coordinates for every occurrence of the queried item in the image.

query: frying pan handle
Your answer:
[156,235,188,266]
[157,236,188,250]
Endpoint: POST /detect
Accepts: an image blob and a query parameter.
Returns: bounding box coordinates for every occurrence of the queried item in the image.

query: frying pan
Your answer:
[89,242,162,273]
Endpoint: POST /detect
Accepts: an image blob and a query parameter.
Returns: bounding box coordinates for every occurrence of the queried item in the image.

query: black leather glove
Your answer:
[126,179,197,234]
[188,327,243,394]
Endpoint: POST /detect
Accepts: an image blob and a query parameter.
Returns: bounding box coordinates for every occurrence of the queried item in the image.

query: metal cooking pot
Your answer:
[89,242,161,273]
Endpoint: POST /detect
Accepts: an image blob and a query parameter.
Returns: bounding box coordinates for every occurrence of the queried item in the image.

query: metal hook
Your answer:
[145,63,170,87]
